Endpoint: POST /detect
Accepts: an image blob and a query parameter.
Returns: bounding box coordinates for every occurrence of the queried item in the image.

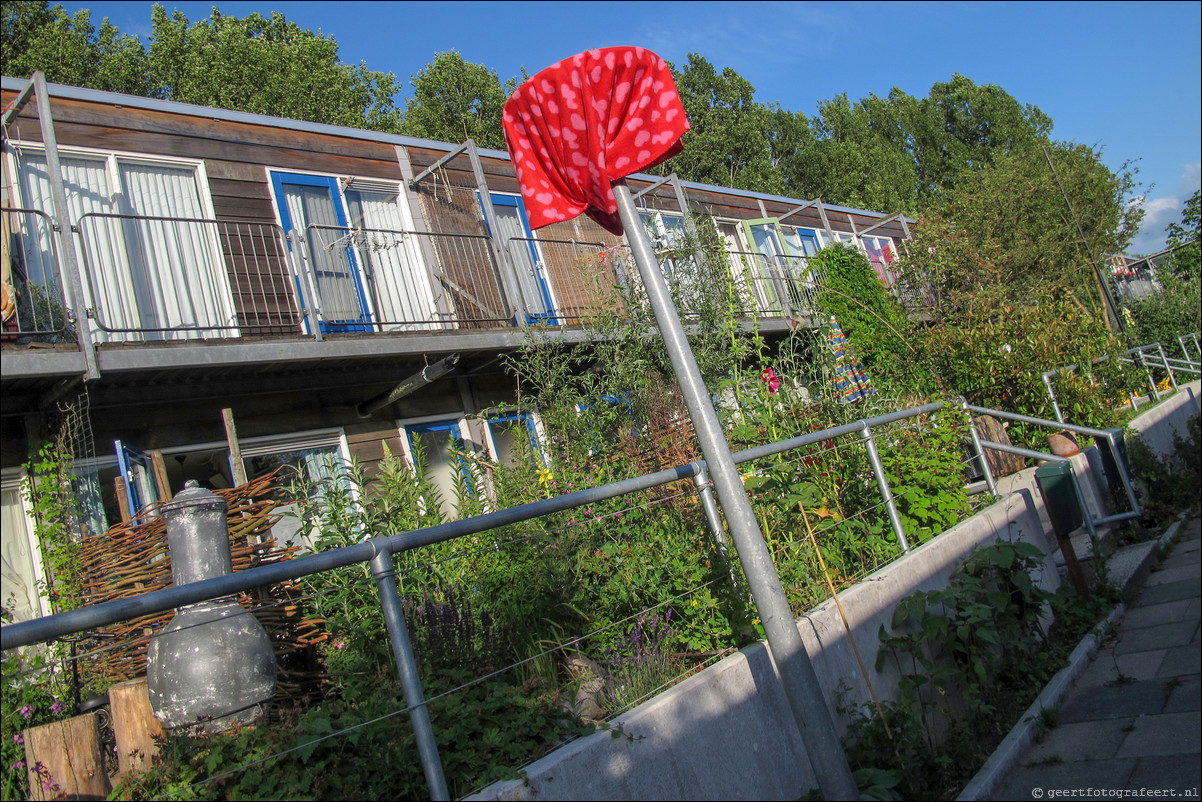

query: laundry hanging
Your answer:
[829,315,877,403]
[501,46,691,236]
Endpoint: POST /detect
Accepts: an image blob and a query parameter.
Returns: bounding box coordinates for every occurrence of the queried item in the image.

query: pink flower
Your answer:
[761,368,781,395]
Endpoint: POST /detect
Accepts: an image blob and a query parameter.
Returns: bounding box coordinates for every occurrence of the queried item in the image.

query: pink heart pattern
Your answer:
[502,47,690,235]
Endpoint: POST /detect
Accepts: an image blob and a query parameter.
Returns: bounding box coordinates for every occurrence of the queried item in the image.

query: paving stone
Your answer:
[1076,650,1166,687]
[1169,548,1201,566]
[1116,711,1202,757]
[1146,564,1202,586]
[1137,578,1201,607]
[1114,619,1199,653]
[1157,644,1202,678]
[998,759,1136,800]
[1164,677,1201,713]
[1060,678,1174,722]
[1024,718,1135,763]
[1128,754,1202,797]
[1121,600,1192,629]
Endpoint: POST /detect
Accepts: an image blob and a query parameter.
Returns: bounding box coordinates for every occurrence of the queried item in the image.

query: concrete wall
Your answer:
[471,389,1199,801]
[1127,380,1201,459]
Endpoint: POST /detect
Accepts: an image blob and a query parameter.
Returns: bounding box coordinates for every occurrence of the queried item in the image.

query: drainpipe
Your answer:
[357,355,460,418]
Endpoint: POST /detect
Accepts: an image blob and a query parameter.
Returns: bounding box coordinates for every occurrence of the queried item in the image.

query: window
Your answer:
[240,430,353,552]
[860,236,899,286]
[270,171,436,333]
[398,416,475,520]
[11,146,234,342]
[741,218,812,314]
[483,411,547,469]
[1,472,48,624]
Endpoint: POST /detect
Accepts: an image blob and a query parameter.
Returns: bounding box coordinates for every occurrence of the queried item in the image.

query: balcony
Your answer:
[3,208,836,365]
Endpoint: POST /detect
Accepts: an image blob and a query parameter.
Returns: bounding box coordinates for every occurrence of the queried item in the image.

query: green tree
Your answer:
[1125,189,1202,348]
[399,51,516,149]
[781,90,920,215]
[1163,188,1200,281]
[910,74,1052,206]
[146,5,403,131]
[657,54,783,193]
[1,1,150,95]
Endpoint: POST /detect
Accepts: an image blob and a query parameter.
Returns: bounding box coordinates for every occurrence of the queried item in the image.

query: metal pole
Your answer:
[860,424,910,552]
[692,463,727,551]
[612,178,859,801]
[32,72,100,381]
[1157,343,1178,391]
[368,546,450,801]
[961,398,998,496]
[1042,370,1065,423]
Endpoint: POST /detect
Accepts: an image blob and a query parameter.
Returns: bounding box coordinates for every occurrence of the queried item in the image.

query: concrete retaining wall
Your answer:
[471,388,1200,801]
[474,488,1055,800]
[1127,380,1200,458]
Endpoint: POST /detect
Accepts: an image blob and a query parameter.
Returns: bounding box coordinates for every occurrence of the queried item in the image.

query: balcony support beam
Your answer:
[30,72,100,381]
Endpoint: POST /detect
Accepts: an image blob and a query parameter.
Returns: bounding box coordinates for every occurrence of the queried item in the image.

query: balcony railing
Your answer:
[2,207,72,343]
[3,209,898,353]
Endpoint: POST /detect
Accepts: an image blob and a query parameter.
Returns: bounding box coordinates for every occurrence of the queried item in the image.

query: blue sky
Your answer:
[57,1,1202,255]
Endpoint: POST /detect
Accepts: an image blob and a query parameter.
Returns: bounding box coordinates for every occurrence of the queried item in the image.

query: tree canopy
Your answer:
[399,50,515,150]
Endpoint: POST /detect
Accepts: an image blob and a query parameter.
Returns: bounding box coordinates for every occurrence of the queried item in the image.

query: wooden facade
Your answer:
[0,76,909,540]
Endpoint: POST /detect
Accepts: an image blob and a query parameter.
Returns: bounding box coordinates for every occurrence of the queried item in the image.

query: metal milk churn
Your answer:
[147,481,277,732]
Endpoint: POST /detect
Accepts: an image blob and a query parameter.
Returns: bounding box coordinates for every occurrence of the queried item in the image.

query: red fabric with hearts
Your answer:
[501,47,690,235]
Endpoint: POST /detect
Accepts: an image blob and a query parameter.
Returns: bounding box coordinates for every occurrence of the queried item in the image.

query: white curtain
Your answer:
[345,188,438,330]
[17,151,233,342]
[120,162,236,337]
[1,484,45,623]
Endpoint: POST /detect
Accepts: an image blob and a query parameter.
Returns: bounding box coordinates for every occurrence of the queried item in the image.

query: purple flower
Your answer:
[10,760,25,771]
[13,734,24,745]
[50,701,64,715]
[19,705,32,719]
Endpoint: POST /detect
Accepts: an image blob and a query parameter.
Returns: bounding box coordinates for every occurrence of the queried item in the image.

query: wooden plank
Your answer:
[223,408,248,486]
[114,476,131,524]
[149,450,172,502]
[17,119,402,179]
[22,713,112,800]
[4,93,399,161]
[109,678,163,777]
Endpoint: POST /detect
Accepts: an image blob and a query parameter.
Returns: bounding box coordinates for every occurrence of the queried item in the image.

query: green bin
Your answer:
[1035,461,1083,536]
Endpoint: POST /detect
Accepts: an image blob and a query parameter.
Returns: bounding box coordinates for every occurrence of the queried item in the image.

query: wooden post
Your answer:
[149,450,172,502]
[23,713,112,800]
[113,476,131,524]
[222,408,248,487]
[108,678,163,777]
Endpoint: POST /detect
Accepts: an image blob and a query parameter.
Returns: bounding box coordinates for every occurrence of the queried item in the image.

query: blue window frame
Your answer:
[402,418,474,516]
[271,171,372,332]
[485,411,546,468]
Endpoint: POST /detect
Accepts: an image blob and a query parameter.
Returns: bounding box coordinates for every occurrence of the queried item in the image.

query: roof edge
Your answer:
[2,75,910,224]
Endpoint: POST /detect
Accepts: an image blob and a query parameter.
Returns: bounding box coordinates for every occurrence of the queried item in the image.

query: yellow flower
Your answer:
[537,467,554,486]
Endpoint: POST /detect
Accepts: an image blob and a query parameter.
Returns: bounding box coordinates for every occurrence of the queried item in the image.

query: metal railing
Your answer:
[723,249,827,318]
[1,206,71,341]
[70,213,303,341]
[4,208,916,353]
[302,224,513,330]
[2,397,1141,798]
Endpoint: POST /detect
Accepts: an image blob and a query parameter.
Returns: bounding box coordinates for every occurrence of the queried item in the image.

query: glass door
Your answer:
[272,172,372,332]
[485,194,557,324]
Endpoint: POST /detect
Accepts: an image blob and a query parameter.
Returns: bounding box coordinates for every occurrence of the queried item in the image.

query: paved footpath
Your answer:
[995,516,1201,801]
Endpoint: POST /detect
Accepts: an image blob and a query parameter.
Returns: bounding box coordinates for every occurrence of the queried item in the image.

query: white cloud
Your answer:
[1128,163,1201,256]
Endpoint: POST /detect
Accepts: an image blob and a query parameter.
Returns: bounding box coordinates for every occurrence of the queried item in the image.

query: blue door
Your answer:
[272,172,372,332]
